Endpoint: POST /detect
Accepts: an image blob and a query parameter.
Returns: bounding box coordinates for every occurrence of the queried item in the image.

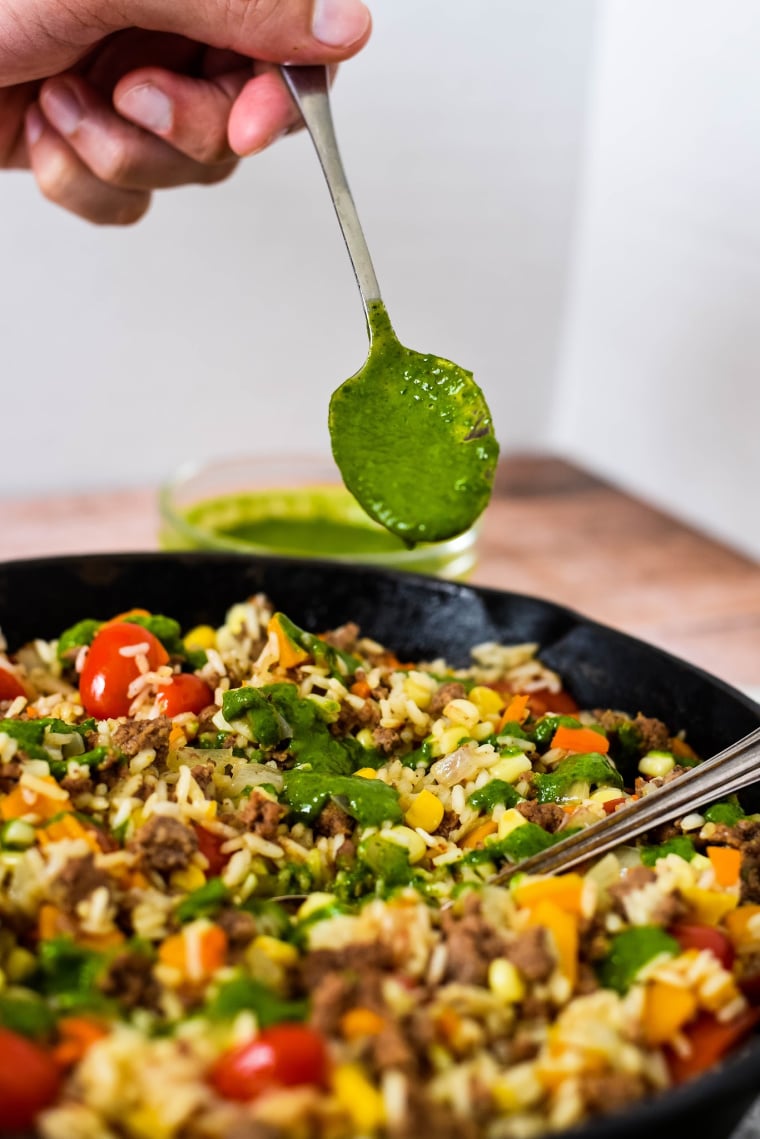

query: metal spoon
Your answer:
[280,65,499,545]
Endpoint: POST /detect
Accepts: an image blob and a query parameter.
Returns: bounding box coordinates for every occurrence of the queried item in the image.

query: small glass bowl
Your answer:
[158,455,479,579]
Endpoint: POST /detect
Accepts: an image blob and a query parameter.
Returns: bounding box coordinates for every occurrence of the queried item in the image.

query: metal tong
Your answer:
[488,725,760,885]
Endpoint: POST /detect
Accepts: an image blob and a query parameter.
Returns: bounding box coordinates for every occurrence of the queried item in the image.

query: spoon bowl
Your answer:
[280,66,498,544]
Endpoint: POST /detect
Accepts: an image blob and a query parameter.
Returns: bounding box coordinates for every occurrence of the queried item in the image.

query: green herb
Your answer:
[462,823,581,866]
[0,718,96,766]
[207,975,306,1026]
[176,878,230,923]
[468,780,521,812]
[273,612,361,680]
[36,940,111,1012]
[597,926,679,994]
[240,898,293,940]
[57,619,102,660]
[703,800,746,827]
[401,740,433,769]
[48,746,109,781]
[496,721,530,742]
[125,614,206,669]
[640,835,696,866]
[360,834,415,888]
[222,686,290,749]
[533,753,623,803]
[0,991,56,1039]
[282,770,402,827]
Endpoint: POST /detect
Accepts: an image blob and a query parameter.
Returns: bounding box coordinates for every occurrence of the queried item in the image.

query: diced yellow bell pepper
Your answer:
[642,981,698,1045]
[681,886,739,926]
[525,899,578,987]
[513,873,585,915]
[183,624,217,651]
[333,1064,386,1131]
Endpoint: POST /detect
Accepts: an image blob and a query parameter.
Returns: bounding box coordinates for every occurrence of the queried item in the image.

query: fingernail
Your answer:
[116,84,173,133]
[25,106,44,147]
[247,129,287,156]
[41,81,84,136]
[312,0,371,47]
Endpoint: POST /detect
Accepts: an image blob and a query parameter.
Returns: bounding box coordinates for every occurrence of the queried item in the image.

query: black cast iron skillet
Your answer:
[1,552,758,1139]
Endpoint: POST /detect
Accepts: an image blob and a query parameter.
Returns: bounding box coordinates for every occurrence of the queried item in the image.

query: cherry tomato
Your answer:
[670,923,735,970]
[193,824,229,876]
[210,1024,329,1102]
[0,667,26,702]
[666,1008,760,1084]
[156,674,213,717]
[0,1027,61,1132]
[79,622,169,719]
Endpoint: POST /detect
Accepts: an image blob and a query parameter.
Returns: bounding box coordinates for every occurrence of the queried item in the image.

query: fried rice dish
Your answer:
[0,596,758,1139]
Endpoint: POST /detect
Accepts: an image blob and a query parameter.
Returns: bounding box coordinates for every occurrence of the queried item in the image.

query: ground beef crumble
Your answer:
[238,791,287,840]
[112,716,172,762]
[130,815,198,876]
[441,895,507,986]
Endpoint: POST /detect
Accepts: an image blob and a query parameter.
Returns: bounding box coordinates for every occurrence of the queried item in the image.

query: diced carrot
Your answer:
[340,1007,386,1040]
[267,615,310,669]
[498,694,531,731]
[350,679,372,699]
[602,796,627,815]
[642,981,698,1046]
[725,904,760,949]
[52,1017,108,1069]
[525,900,578,987]
[513,874,585,915]
[707,846,743,888]
[550,726,610,755]
[461,820,499,850]
[37,814,100,852]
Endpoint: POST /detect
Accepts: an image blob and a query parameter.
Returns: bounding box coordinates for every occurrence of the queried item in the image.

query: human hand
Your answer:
[0,0,371,224]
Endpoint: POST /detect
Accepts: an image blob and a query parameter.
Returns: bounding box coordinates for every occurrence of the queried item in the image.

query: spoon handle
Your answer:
[279,65,382,319]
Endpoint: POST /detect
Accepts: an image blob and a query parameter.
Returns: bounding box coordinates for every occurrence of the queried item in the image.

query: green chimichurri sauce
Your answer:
[329,300,499,546]
[219,515,402,555]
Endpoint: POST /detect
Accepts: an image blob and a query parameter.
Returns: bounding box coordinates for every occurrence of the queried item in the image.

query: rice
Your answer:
[0,595,754,1139]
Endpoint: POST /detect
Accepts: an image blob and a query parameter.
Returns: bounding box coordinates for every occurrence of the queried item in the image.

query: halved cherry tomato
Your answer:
[0,1027,62,1132]
[156,674,213,717]
[666,1008,760,1084]
[79,622,169,718]
[193,824,229,876]
[211,1024,329,1102]
[670,923,735,970]
[0,667,26,702]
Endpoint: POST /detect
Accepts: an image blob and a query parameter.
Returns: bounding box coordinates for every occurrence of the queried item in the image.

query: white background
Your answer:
[1,0,758,559]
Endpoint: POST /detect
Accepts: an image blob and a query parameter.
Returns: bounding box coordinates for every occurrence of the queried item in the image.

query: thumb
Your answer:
[124,0,372,61]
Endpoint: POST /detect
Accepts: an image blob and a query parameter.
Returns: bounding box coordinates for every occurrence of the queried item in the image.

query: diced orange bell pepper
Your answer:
[350,679,372,699]
[340,1008,386,1040]
[37,904,73,941]
[267,614,310,669]
[525,899,578,987]
[1,777,72,822]
[642,981,698,1046]
[513,873,586,915]
[550,726,610,755]
[159,923,227,981]
[725,904,760,950]
[707,846,743,888]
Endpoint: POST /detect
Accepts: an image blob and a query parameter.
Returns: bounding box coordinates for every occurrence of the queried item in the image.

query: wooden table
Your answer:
[1,455,758,693]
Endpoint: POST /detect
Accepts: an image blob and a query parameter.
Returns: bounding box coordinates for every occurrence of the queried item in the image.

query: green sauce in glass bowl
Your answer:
[158,457,480,579]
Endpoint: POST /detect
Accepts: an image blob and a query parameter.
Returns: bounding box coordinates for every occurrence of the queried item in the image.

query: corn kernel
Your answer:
[184,624,217,651]
[498,808,529,840]
[354,767,378,780]
[297,893,337,921]
[492,1064,544,1112]
[356,729,376,750]
[383,826,427,864]
[252,935,299,968]
[443,698,480,728]
[434,725,471,756]
[170,865,206,892]
[403,678,432,710]
[590,786,625,804]
[639,751,676,778]
[333,1064,386,1131]
[405,789,444,832]
[470,722,493,742]
[488,957,526,1003]
[469,686,505,718]
[490,754,533,783]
